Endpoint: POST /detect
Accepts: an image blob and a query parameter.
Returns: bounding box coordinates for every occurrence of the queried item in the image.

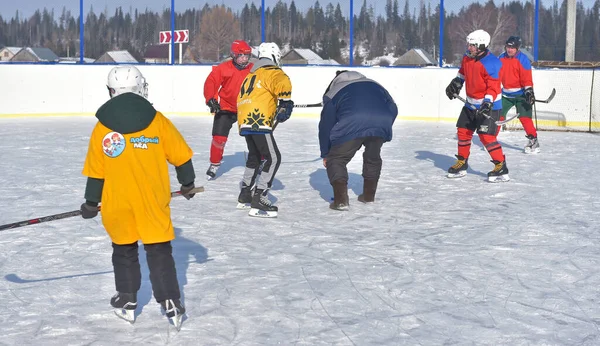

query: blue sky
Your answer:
[3,0,596,19]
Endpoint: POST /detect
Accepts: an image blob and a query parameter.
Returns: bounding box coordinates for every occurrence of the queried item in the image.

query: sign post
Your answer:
[159,29,189,64]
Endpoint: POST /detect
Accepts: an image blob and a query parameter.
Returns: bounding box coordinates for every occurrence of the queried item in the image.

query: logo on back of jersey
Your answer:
[102,132,125,158]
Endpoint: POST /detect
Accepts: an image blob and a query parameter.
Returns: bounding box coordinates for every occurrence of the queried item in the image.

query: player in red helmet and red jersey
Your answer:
[203,40,254,180]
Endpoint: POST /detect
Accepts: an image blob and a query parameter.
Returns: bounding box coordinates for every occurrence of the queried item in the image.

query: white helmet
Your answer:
[258,42,282,66]
[466,29,491,52]
[107,65,148,98]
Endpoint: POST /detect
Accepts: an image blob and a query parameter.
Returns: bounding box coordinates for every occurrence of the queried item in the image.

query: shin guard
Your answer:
[209,135,228,164]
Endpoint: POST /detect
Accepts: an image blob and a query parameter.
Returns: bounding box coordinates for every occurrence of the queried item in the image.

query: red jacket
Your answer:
[203,60,253,113]
[499,51,533,97]
[457,51,503,110]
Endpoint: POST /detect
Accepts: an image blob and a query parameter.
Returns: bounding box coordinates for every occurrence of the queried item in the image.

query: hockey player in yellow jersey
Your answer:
[236,42,293,218]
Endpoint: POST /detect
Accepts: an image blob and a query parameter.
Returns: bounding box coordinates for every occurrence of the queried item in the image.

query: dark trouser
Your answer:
[326,137,384,183]
[242,133,281,191]
[502,96,532,118]
[456,107,501,136]
[212,110,237,137]
[112,241,180,302]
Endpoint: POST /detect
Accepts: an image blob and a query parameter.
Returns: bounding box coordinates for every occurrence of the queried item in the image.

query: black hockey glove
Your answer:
[476,101,493,119]
[207,98,220,114]
[80,201,99,219]
[524,88,535,105]
[445,77,464,100]
[180,182,196,200]
[275,99,294,123]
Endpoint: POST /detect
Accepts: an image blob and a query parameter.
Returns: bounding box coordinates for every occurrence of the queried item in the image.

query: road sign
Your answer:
[159,30,189,44]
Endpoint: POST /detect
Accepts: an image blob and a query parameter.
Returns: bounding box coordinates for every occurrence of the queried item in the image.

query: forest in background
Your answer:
[0,0,599,64]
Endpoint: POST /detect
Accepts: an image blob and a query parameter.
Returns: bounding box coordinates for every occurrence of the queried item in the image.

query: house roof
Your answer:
[21,47,59,61]
[104,50,137,63]
[281,48,340,65]
[1,47,22,55]
[394,48,435,66]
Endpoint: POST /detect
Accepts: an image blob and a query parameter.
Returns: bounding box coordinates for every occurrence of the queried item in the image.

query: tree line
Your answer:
[0,0,599,64]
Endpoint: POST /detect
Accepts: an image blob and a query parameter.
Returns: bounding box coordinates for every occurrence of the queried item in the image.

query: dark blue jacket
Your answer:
[318,71,398,158]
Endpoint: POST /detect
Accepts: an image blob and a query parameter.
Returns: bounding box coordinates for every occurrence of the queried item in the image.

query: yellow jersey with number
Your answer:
[237,62,292,134]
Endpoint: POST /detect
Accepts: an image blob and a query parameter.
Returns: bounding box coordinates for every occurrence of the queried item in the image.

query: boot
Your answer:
[159,298,186,318]
[358,179,378,203]
[206,163,220,180]
[329,180,349,211]
[447,155,468,178]
[111,292,137,322]
[237,184,254,209]
[487,157,510,182]
[524,134,540,154]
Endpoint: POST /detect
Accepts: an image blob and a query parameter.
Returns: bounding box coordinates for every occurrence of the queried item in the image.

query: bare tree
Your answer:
[194,5,241,62]
[448,2,516,59]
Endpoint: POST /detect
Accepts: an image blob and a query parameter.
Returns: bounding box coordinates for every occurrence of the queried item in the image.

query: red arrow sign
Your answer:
[159,30,189,44]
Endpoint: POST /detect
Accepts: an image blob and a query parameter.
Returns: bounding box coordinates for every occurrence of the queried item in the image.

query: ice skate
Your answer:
[488,159,510,182]
[236,184,254,209]
[206,163,220,180]
[447,155,468,178]
[160,299,186,331]
[248,189,278,218]
[110,292,137,323]
[524,135,540,154]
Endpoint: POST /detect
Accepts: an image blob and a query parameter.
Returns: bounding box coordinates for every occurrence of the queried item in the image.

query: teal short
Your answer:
[502,96,532,118]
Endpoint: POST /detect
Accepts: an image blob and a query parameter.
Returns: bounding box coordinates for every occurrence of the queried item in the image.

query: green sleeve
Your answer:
[84,177,104,203]
[175,159,196,186]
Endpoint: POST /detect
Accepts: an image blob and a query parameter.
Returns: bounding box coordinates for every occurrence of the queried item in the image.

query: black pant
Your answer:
[112,241,180,302]
[212,110,237,137]
[243,133,281,191]
[326,136,384,183]
[456,107,501,135]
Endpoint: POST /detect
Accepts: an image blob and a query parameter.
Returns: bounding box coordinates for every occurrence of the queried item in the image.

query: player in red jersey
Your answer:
[203,40,254,179]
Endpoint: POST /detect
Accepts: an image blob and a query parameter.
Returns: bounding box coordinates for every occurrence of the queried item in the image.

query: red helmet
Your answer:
[231,40,252,56]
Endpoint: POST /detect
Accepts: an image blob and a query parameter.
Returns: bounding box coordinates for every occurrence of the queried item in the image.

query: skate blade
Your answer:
[524,148,540,154]
[248,208,278,218]
[169,314,184,331]
[236,202,251,210]
[114,308,135,324]
[206,175,215,181]
[447,171,467,178]
[488,174,510,183]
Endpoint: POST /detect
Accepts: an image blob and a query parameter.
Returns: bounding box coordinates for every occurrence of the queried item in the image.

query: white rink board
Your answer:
[0,64,597,130]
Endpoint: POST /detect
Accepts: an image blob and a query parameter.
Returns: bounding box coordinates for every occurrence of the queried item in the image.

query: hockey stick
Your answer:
[0,187,204,231]
[453,94,516,125]
[294,102,323,108]
[534,88,556,104]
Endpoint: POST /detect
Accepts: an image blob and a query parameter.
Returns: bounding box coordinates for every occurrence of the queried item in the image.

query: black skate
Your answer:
[524,135,540,154]
[488,159,510,182]
[447,155,468,178]
[206,163,220,180]
[160,299,186,330]
[248,189,278,218]
[111,292,137,323]
[236,184,254,209]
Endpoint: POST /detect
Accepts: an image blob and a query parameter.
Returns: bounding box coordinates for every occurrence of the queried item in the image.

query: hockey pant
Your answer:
[210,110,238,164]
[242,133,281,191]
[112,241,181,302]
[455,107,505,162]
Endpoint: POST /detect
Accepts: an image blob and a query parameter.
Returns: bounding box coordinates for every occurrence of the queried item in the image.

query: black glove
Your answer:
[445,77,464,100]
[524,88,535,105]
[476,101,493,119]
[207,98,220,114]
[180,182,196,200]
[275,99,294,123]
[80,201,99,219]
